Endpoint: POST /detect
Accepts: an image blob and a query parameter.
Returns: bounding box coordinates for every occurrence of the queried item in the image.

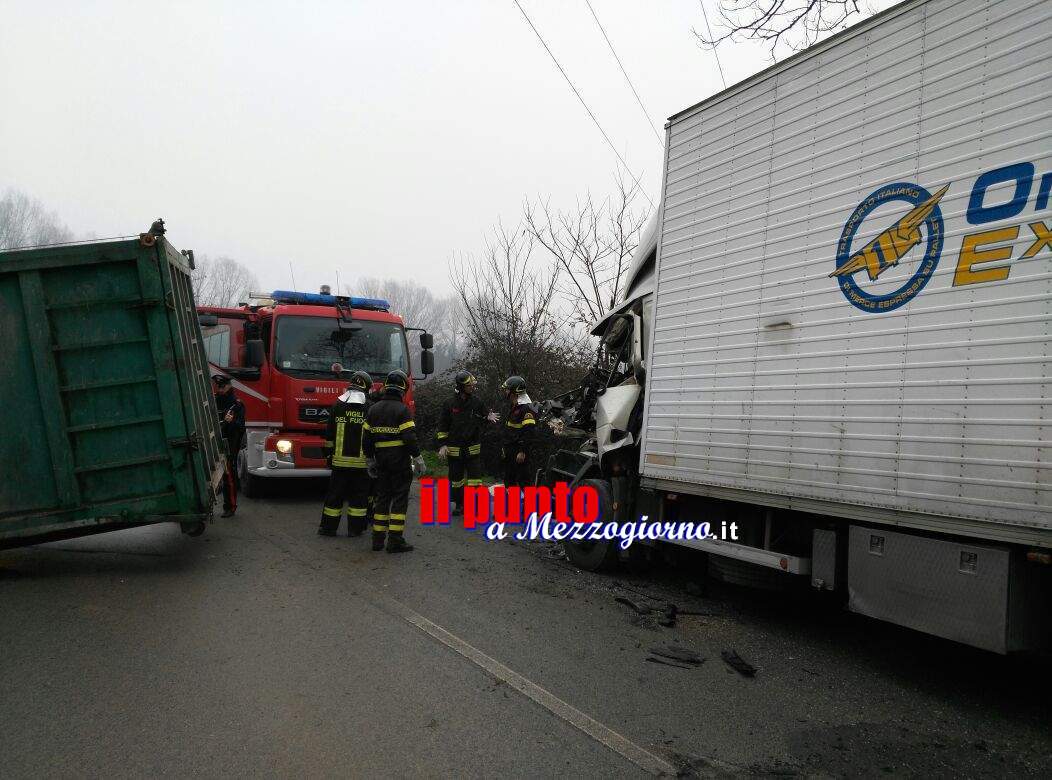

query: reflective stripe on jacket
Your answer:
[324,391,369,468]
[436,392,490,449]
[502,403,536,454]
[363,395,421,459]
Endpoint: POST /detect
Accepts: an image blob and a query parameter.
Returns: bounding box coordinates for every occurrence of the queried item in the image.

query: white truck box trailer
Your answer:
[641,0,1050,543]
[552,0,1051,653]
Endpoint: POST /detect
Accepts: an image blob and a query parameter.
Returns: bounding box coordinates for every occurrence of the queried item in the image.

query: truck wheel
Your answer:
[239,450,263,498]
[563,478,621,572]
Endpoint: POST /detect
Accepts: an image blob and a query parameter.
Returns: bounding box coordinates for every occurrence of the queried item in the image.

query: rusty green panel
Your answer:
[0,236,224,547]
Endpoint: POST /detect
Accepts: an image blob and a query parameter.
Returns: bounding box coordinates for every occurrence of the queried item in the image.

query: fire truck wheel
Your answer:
[239,449,263,498]
[562,478,620,572]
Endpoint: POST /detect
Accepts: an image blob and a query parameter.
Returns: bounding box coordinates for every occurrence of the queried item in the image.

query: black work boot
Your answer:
[347,519,365,538]
[318,525,337,537]
[386,533,414,554]
[371,532,386,551]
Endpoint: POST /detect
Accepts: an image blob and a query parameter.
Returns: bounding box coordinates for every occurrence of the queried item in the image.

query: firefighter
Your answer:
[212,375,246,518]
[500,375,536,487]
[364,370,426,553]
[319,370,374,537]
[436,371,500,515]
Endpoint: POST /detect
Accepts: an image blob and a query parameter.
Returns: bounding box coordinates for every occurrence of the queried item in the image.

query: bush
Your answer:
[413,369,589,485]
[412,376,453,445]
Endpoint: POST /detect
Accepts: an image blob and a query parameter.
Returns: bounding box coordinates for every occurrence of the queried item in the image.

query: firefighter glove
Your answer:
[413,455,428,477]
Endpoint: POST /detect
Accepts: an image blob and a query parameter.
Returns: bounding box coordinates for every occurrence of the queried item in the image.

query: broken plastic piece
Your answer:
[721,649,757,677]
[649,645,704,665]
[645,656,693,669]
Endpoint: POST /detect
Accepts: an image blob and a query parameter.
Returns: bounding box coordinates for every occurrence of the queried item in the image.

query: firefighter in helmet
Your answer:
[364,370,427,553]
[320,370,374,537]
[436,371,500,515]
[500,375,536,487]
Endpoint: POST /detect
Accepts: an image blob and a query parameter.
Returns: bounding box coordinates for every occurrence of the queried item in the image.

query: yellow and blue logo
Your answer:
[831,182,948,312]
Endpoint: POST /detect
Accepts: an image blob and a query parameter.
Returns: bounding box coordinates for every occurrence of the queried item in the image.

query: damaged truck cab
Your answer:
[545,215,657,571]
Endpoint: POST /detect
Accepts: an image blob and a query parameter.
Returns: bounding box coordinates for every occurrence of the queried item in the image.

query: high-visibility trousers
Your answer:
[321,466,371,534]
[446,443,483,507]
[373,465,412,537]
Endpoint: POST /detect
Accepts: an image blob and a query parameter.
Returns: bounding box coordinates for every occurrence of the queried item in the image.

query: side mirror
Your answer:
[246,339,265,368]
[198,314,219,327]
[419,350,435,376]
[419,332,434,350]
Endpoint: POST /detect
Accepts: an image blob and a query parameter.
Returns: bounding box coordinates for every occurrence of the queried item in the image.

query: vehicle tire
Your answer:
[183,521,206,537]
[239,449,263,498]
[562,478,621,572]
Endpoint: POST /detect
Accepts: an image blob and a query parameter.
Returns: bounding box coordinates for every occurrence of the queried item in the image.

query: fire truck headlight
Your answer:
[276,439,293,455]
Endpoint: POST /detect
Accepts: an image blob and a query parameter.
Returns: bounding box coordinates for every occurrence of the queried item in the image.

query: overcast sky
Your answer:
[1,0,892,295]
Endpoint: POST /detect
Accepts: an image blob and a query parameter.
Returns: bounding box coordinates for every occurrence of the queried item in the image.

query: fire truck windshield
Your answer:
[274,315,408,379]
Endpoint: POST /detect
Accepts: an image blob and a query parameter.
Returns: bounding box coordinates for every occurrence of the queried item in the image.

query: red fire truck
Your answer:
[197,289,434,496]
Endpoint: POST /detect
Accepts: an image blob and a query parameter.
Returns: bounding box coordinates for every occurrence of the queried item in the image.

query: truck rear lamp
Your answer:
[1026,550,1051,565]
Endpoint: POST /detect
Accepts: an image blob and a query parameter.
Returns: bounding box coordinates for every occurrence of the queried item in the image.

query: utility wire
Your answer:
[512,0,654,209]
[698,0,728,89]
[584,0,663,149]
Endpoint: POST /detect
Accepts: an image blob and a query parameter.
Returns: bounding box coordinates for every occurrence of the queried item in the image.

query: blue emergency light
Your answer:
[270,290,390,312]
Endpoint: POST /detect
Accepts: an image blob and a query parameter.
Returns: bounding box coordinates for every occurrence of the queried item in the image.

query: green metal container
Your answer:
[0,234,224,547]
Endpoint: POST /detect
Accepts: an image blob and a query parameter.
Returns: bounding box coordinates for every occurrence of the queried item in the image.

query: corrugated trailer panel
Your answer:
[0,236,224,546]
[640,0,1051,543]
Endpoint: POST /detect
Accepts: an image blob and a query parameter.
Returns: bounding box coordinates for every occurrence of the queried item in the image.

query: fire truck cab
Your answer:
[198,289,433,496]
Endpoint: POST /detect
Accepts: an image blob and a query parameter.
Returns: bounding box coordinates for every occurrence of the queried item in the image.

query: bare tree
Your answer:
[450,220,589,401]
[191,255,258,308]
[524,176,649,327]
[351,278,461,374]
[695,0,869,58]
[0,189,75,249]
[354,278,446,334]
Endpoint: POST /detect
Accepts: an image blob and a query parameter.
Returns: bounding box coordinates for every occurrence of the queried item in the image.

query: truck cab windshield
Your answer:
[274,315,408,379]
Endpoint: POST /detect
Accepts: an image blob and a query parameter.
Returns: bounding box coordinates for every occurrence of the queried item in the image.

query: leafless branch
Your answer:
[523,175,649,329]
[352,277,460,372]
[693,0,867,59]
[190,255,258,308]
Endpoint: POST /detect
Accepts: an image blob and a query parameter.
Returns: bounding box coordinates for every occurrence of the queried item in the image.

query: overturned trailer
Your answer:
[0,230,225,547]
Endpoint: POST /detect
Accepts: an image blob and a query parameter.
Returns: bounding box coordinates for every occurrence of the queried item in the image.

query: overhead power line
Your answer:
[512,0,655,209]
[584,0,664,149]
[699,0,728,89]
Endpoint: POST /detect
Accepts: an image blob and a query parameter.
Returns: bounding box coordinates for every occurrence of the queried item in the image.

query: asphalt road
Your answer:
[2,483,1050,778]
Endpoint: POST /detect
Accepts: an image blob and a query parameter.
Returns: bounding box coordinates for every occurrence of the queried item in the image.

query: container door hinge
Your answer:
[126,298,163,309]
[168,433,202,450]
